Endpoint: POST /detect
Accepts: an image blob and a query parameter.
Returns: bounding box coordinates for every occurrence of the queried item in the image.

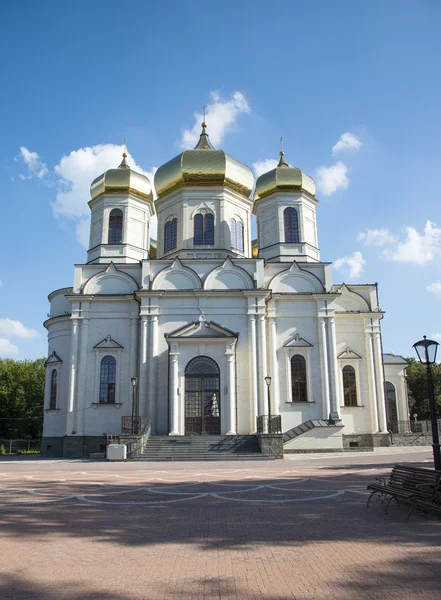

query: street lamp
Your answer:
[264,376,272,434]
[412,336,440,471]
[131,377,138,434]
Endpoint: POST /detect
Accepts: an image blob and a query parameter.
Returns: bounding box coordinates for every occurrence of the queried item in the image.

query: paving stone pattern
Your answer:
[0,454,440,599]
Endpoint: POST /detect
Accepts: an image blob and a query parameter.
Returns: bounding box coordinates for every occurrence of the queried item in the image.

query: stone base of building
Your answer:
[41,436,107,458]
[257,434,284,458]
[389,433,432,446]
[342,433,391,449]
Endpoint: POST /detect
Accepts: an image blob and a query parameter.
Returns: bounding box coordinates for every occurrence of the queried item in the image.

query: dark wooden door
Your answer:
[185,358,220,435]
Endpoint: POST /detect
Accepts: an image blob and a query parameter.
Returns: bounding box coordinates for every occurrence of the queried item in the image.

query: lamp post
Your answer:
[130,377,138,435]
[412,336,440,471]
[264,376,272,434]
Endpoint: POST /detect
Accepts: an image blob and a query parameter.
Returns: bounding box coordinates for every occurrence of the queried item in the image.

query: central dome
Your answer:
[154,123,254,198]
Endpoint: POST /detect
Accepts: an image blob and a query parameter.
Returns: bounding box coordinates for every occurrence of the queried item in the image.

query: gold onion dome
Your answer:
[90,151,153,201]
[254,151,316,200]
[154,123,254,198]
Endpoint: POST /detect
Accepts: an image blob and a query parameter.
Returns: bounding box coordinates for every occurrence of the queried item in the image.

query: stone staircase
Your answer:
[134,435,273,461]
[282,419,336,443]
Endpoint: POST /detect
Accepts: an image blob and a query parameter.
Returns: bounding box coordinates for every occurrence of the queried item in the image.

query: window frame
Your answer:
[342,365,358,407]
[290,354,308,402]
[194,212,214,246]
[108,208,124,245]
[285,347,313,403]
[99,355,117,404]
[230,216,244,252]
[50,369,58,410]
[164,216,178,253]
[283,207,300,243]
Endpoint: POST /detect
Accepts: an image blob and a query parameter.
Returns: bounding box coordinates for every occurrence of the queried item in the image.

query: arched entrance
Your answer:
[185,356,220,435]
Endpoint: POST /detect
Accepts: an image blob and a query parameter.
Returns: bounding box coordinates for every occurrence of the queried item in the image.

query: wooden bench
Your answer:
[367,464,441,520]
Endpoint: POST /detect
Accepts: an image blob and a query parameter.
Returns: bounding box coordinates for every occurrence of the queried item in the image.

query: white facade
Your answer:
[42,136,409,456]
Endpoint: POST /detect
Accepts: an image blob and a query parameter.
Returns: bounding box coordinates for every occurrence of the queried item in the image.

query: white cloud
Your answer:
[0,338,19,357]
[52,144,157,245]
[252,158,278,177]
[357,228,397,247]
[332,132,362,155]
[334,251,365,280]
[432,333,441,344]
[18,146,49,179]
[315,161,349,196]
[180,91,251,149]
[427,282,441,298]
[383,220,441,265]
[0,319,40,339]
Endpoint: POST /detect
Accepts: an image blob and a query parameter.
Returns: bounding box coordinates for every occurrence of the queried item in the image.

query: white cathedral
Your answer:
[42,123,409,458]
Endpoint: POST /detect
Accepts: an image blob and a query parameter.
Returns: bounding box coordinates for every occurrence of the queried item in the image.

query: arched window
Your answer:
[385,381,398,424]
[50,370,57,410]
[108,209,123,244]
[236,221,244,252]
[99,356,116,404]
[164,218,177,252]
[230,218,244,251]
[194,213,214,245]
[291,355,307,402]
[343,365,357,407]
[284,207,299,243]
[230,218,237,249]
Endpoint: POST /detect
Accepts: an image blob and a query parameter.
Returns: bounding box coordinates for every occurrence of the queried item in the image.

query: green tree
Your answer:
[0,358,45,439]
[406,357,441,421]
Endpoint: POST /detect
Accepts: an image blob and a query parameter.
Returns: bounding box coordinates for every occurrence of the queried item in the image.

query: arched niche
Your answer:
[83,263,138,295]
[152,258,202,291]
[268,262,323,293]
[204,257,254,290]
[333,284,370,312]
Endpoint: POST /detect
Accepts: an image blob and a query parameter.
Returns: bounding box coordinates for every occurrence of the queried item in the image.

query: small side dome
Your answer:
[154,123,254,199]
[254,151,316,200]
[90,152,153,201]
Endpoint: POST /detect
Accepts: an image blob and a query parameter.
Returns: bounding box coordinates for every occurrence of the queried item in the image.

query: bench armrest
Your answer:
[374,476,388,486]
[415,483,441,504]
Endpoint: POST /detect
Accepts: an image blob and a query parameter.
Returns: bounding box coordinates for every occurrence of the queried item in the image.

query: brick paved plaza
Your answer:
[1,448,440,599]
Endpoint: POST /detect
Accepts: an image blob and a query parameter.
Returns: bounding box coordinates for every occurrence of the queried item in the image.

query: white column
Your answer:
[248,314,258,432]
[367,332,380,432]
[169,351,179,435]
[138,315,149,418]
[78,315,89,435]
[327,317,341,420]
[269,317,280,415]
[318,317,331,420]
[67,318,79,434]
[148,314,159,432]
[226,347,237,435]
[373,332,388,432]
[257,314,268,416]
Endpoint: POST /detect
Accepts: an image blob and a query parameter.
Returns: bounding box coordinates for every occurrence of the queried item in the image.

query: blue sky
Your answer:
[1,0,440,360]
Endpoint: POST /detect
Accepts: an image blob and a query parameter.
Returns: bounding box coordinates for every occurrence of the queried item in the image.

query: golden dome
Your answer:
[154,123,254,199]
[254,152,316,200]
[90,152,153,201]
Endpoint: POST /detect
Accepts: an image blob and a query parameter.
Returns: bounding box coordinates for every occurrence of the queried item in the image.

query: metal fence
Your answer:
[387,420,441,434]
[0,439,41,454]
[256,415,282,434]
[121,416,147,435]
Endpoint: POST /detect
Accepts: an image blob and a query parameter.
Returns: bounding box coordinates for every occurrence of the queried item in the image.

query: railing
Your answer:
[107,418,151,458]
[121,416,146,435]
[388,420,441,434]
[257,415,282,434]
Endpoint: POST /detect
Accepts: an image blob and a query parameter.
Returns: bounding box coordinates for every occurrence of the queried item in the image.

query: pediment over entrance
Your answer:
[166,319,238,340]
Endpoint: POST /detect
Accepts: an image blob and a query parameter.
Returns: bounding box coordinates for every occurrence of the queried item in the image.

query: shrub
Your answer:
[0,444,5,456]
